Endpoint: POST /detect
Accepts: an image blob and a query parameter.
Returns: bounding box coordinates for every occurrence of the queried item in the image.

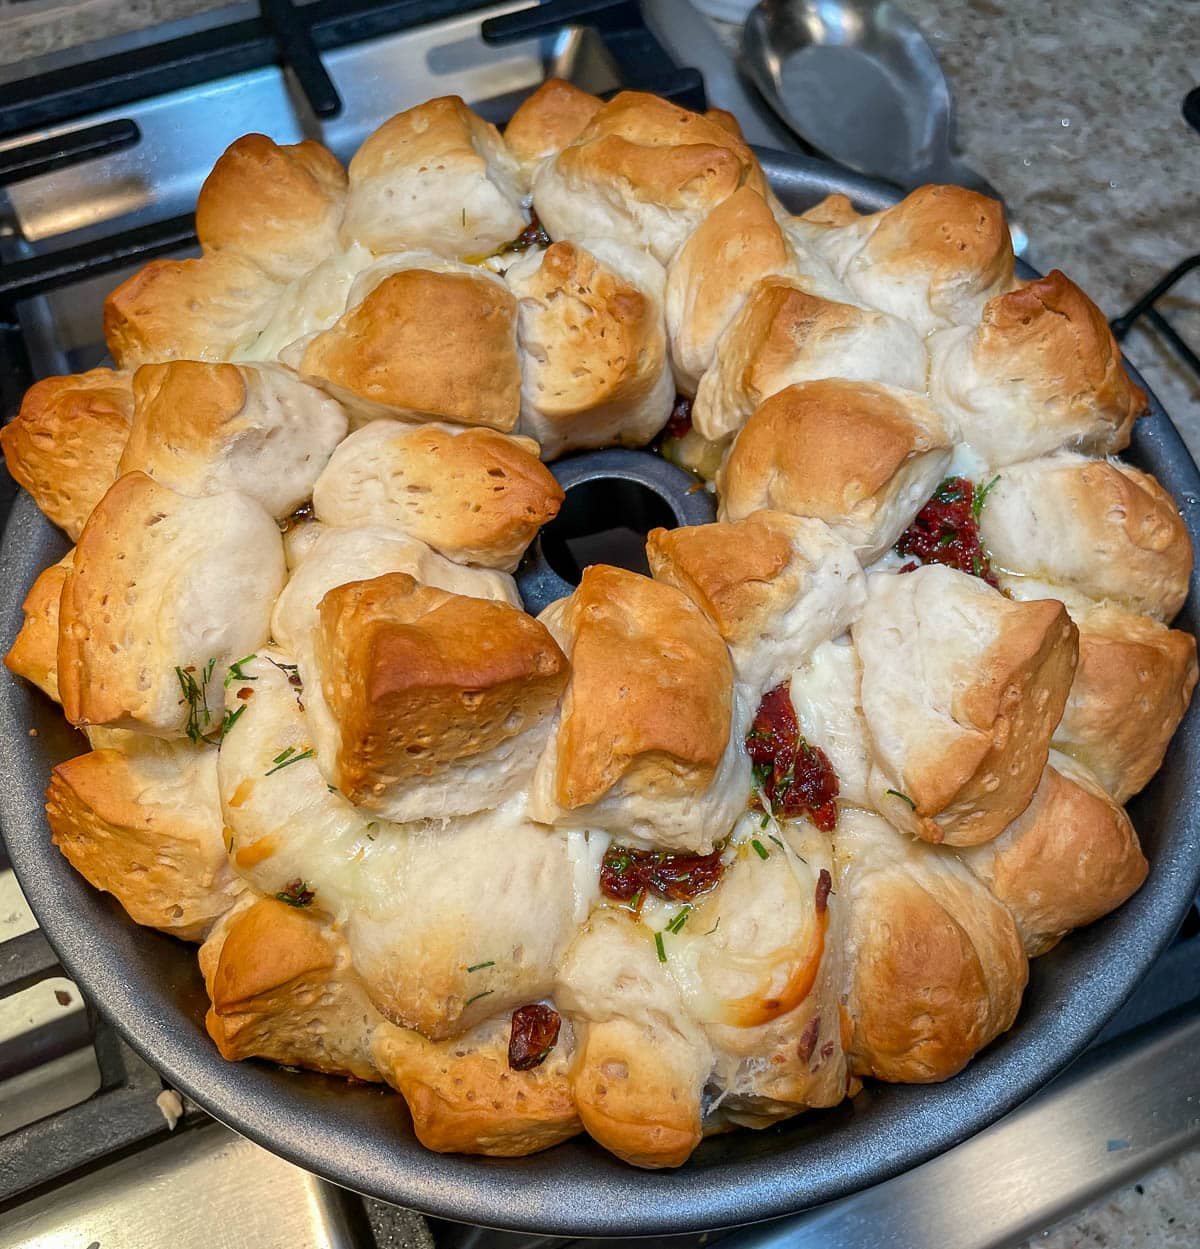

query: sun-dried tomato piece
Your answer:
[665,394,693,440]
[894,475,999,586]
[599,844,725,906]
[747,684,840,830]
[508,1003,562,1071]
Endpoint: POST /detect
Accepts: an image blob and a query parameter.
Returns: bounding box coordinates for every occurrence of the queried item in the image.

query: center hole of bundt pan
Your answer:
[516,447,717,615]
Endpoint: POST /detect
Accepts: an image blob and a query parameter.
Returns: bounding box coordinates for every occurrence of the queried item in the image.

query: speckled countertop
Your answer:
[0,0,1197,1245]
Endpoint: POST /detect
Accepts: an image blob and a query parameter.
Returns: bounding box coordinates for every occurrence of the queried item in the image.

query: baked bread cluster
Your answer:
[4,83,1196,1169]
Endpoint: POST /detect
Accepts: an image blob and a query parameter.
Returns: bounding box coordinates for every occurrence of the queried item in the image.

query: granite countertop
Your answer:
[0,0,1197,1245]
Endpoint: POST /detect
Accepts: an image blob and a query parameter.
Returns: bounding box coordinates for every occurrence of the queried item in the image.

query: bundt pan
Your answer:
[2,150,1198,1236]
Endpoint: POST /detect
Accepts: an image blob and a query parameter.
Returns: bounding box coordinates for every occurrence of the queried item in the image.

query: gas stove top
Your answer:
[1,4,1198,1246]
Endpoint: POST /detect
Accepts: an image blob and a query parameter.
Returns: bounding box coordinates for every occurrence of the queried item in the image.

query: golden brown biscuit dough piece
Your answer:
[341,95,525,257]
[980,453,1193,625]
[4,553,72,702]
[310,419,563,572]
[533,91,769,264]
[201,896,382,1081]
[121,359,347,519]
[372,1017,582,1156]
[1052,607,1198,802]
[836,809,1027,1083]
[716,378,952,562]
[47,739,241,941]
[196,133,346,283]
[692,277,927,443]
[57,472,285,734]
[1,369,133,540]
[549,565,732,811]
[853,565,1079,846]
[314,572,568,806]
[504,78,603,172]
[506,239,673,459]
[299,267,521,431]
[103,250,282,369]
[958,753,1147,956]
[557,909,713,1168]
[929,271,1145,466]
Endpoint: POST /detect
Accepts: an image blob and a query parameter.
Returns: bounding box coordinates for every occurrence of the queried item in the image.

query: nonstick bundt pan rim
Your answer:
[1,149,1197,1236]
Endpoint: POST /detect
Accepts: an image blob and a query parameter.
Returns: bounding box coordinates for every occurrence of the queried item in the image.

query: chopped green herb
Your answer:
[972,474,1001,521]
[666,906,691,934]
[466,960,495,973]
[625,888,645,914]
[461,208,467,227]
[705,917,721,936]
[751,760,772,790]
[219,704,246,739]
[750,838,770,860]
[276,879,314,907]
[265,747,315,776]
[760,812,770,829]
[654,931,667,963]
[464,989,494,1008]
[327,783,338,793]
[886,788,917,810]
[768,834,786,852]
[224,654,258,688]
[176,661,215,745]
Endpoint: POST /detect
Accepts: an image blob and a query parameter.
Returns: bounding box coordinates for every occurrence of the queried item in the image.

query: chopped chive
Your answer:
[759,812,770,829]
[768,834,786,852]
[327,783,338,793]
[886,788,917,810]
[464,989,494,1008]
[265,747,315,776]
[750,838,770,860]
[224,654,258,687]
[466,960,495,973]
[219,704,246,738]
[705,917,721,936]
[654,931,667,963]
[972,474,1001,521]
[275,879,314,907]
[272,746,296,765]
[667,906,691,934]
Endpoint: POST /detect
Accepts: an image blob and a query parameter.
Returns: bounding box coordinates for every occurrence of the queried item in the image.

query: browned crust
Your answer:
[570,1017,703,1169]
[316,572,568,803]
[846,870,1026,1082]
[313,421,564,569]
[195,133,346,281]
[504,78,602,167]
[797,193,862,228]
[518,241,664,417]
[646,513,795,646]
[204,898,381,1081]
[123,360,248,469]
[718,378,938,524]
[557,90,768,209]
[103,251,280,369]
[348,94,501,182]
[975,271,1146,451]
[4,555,70,702]
[553,566,733,809]
[967,760,1148,956]
[856,183,1013,300]
[1056,609,1199,802]
[372,1020,581,1157]
[0,369,133,539]
[922,597,1079,845]
[300,269,520,431]
[667,186,791,376]
[47,747,238,941]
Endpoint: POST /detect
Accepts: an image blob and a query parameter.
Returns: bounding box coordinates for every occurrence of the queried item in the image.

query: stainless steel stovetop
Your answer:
[0,4,1198,1247]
